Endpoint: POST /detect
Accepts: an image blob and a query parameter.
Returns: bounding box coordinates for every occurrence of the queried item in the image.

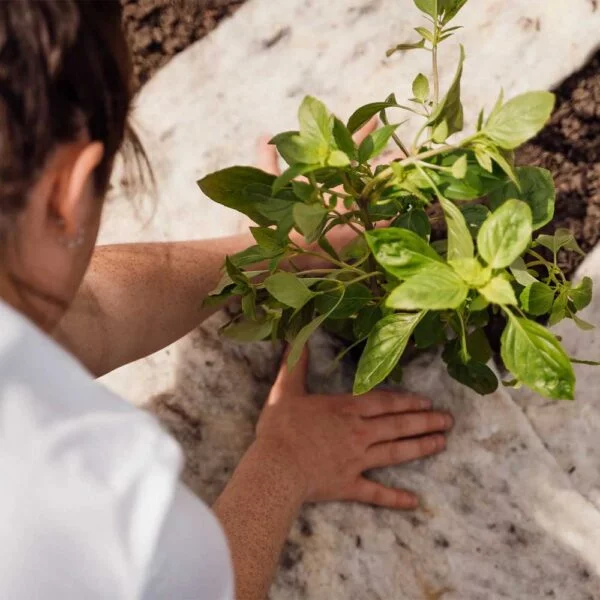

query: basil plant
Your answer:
[198,0,596,400]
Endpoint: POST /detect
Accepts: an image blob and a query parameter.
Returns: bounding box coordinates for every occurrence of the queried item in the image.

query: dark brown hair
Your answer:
[0,0,144,218]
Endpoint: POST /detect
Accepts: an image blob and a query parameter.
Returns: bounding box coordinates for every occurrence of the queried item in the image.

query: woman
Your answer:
[0,2,454,599]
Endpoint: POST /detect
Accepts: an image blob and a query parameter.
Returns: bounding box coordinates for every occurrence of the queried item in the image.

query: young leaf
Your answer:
[451,155,468,179]
[314,282,371,319]
[333,118,357,160]
[449,257,491,287]
[264,272,314,309]
[393,209,432,239]
[299,95,333,151]
[520,282,554,316]
[293,203,328,238]
[488,167,555,230]
[274,132,327,165]
[571,314,595,331]
[569,277,593,311]
[440,196,474,260]
[501,314,575,400]
[479,276,517,306]
[536,229,584,256]
[470,294,489,312]
[474,147,493,172]
[223,318,273,342]
[358,124,400,163]
[287,313,328,368]
[230,245,283,268]
[485,91,556,149]
[549,291,569,326]
[477,199,533,269]
[366,227,442,278]
[440,0,469,23]
[327,150,351,167]
[412,73,430,102]
[414,26,434,44]
[354,312,424,394]
[510,257,538,287]
[386,39,426,57]
[387,263,469,310]
[427,45,465,142]
[447,361,499,395]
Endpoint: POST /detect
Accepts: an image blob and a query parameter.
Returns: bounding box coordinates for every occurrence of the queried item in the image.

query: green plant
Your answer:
[198,0,596,400]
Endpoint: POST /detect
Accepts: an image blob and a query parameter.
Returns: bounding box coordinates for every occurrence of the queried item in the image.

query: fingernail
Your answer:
[421,398,432,409]
[445,415,454,429]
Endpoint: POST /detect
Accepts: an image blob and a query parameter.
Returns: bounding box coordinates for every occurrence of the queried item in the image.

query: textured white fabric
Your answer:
[0,300,233,599]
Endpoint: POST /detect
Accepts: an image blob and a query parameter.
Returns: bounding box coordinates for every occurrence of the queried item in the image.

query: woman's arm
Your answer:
[54,234,261,376]
[213,349,454,600]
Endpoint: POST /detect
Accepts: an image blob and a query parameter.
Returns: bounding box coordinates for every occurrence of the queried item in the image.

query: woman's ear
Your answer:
[52,141,105,235]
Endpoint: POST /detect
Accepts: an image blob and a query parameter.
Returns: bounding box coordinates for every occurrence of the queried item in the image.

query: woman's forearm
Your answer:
[54,234,256,376]
[213,439,307,600]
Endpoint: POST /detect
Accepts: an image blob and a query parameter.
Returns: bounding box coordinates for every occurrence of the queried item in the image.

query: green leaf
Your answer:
[460,204,490,237]
[250,227,285,251]
[500,314,575,400]
[440,0,468,23]
[549,290,569,326]
[358,124,400,163]
[536,229,584,256]
[470,294,489,312]
[273,164,319,195]
[448,257,490,287]
[474,147,493,172]
[477,199,533,268]
[393,209,431,239]
[273,132,326,165]
[264,272,314,309]
[412,73,430,102]
[314,282,372,319]
[353,305,383,339]
[366,227,442,278]
[447,361,499,395]
[520,282,554,316]
[571,313,595,331]
[485,91,556,149]
[198,166,280,226]
[333,118,357,160]
[386,39,426,57]
[230,245,283,268]
[488,167,555,230]
[413,0,437,18]
[427,45,465,142]
[225,256,249,287]
[414,26,434,43]
[291,180,315,202]
[287,313,328,368]
[347,101,397,134]
[451,155,468,179]
[479,276,517,306]
[570,277,593,311]
[510,257,538,287]
[293,203,328,238]
[440,196,474,260]
[414,311,446,349]
[299,96,333,150]
[386,263,469,310]
[354,312,424,394]
[327,150,351,167]
[223,318,273,342]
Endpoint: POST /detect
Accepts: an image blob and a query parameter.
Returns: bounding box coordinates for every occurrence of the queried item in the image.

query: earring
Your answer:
[65,227,86,249]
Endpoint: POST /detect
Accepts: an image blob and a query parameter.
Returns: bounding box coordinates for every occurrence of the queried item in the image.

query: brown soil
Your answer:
[122,1,600,279]
[121,0,245,89]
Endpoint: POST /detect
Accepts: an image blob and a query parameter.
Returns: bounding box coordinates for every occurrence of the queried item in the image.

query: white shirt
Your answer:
[0,300,234,599]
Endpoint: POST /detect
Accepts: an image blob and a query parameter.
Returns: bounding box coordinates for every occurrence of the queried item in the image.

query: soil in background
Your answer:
[122,1,600,279]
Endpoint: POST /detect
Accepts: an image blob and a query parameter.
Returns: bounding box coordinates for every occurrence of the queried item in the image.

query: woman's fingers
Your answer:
[364,433,447,470]
[357,392,432,417]
[348,478,419,510]
[366,410,453,444]
[256,135,281,175]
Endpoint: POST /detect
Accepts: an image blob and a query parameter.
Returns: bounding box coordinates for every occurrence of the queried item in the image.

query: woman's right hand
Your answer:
[255,348,454,510]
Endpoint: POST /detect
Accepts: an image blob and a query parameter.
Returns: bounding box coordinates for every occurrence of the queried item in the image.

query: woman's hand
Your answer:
[256,348,453,510]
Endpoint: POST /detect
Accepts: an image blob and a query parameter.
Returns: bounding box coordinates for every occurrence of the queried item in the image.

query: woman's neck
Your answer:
[0,265,63,332]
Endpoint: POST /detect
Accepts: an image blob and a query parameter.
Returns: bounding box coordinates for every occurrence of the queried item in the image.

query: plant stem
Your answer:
[432,17,441,106]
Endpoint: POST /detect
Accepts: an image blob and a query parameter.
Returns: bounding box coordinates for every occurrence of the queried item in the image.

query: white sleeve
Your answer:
[142,482,234,600]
